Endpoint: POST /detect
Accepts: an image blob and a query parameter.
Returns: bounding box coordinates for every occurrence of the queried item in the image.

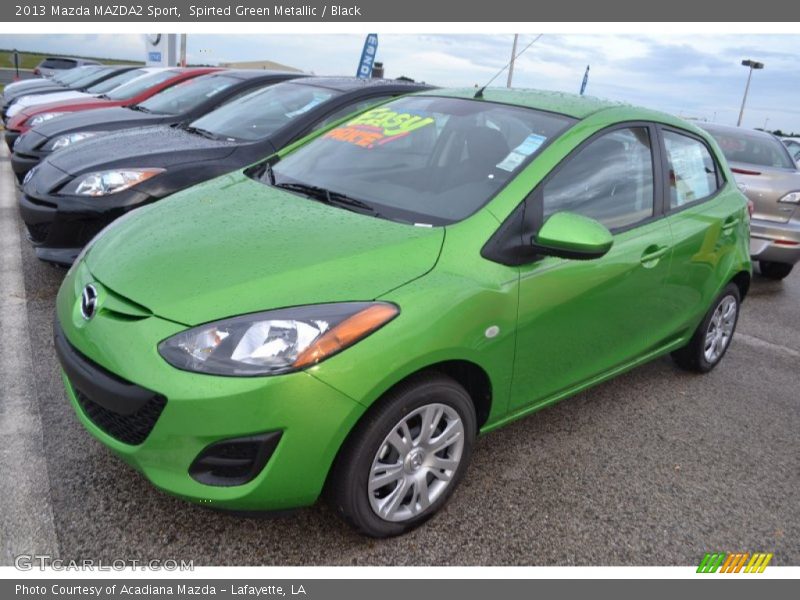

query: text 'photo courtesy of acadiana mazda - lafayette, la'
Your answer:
[55,88,751,538]
[699,123,800,280]
[10,69,306,182]
[19,77,429,264]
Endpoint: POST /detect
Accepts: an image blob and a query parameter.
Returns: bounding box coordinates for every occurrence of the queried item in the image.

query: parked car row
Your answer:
[4,68,772,537]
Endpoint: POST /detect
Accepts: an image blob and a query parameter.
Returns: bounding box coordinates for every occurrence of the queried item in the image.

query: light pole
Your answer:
[737,59,764,127]
[506,34,518,88]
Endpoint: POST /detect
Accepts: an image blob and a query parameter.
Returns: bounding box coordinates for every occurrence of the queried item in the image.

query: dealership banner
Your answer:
[3,579,797,599]
[2,0,799,22]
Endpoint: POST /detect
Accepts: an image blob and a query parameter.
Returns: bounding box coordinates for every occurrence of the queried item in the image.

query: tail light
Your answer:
[33,68,40,76]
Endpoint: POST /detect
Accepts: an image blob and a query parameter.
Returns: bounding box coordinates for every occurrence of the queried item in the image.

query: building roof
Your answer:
[218,59,303,73]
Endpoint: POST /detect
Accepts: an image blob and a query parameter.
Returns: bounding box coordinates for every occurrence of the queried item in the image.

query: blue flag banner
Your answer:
[579,64,590,95]
[356,34,379,79]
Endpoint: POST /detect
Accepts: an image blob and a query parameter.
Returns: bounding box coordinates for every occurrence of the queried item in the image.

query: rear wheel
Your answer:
[759,261,794,280]
[672,283,740,373]
[327,373,476,537]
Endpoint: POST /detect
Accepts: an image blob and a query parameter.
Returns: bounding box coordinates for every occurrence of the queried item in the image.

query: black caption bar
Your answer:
[3,579,795,600]
[1,0,799,21]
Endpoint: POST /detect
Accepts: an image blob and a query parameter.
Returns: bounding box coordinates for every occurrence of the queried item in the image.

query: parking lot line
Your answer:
[0,145,59,563]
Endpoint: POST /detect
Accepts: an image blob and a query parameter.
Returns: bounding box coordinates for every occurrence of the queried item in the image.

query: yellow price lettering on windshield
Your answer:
[324,106,435,148]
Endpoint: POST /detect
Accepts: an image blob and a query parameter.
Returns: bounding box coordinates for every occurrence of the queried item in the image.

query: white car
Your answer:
[6,68,166,119]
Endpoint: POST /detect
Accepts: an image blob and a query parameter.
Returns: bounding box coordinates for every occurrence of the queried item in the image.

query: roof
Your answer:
[294,76,431,92]
[700,122,778,140]
[420,87,623,119]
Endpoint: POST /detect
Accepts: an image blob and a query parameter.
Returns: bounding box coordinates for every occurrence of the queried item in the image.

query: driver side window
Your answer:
[542,127,655,230]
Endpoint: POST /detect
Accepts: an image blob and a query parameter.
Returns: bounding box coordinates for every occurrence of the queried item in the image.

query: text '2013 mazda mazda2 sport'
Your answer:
[56,89,751,537]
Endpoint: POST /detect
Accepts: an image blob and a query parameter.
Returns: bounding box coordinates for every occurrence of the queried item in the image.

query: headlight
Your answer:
[68,168,164,197]
[158,302,399,376]
[29,112,67,127]
[12,133,24,151]
[50,131,102,150]
[778,191,800,204]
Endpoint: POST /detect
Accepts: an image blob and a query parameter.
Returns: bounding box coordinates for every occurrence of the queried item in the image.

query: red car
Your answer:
[5,67,221,147]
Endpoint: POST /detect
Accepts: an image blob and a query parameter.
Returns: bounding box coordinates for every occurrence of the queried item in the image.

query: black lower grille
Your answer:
[25,221,51,244]
[75,388,167,445]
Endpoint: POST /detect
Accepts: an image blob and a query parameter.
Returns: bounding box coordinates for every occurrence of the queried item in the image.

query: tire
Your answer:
[759,261,794,280]
[671,283,741,373]
[326,373,477,538]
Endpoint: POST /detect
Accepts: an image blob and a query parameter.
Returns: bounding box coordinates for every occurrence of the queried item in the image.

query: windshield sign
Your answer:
[264,95,575,225]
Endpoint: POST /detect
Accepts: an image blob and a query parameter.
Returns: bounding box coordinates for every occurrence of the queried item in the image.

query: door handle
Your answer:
[640,244,670,266]
[722,216,740,233]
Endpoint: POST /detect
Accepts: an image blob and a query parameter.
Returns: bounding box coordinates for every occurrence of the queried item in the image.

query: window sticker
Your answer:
[285,94,329,118]
[496,132,547,172]
[324,106,436,149]
[666,138,713,204]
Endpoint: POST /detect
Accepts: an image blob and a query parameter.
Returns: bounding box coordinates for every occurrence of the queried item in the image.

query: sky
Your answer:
[3,33,799,132]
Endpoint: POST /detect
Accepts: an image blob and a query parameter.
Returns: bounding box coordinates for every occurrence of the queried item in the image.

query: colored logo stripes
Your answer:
[697,552,773,573]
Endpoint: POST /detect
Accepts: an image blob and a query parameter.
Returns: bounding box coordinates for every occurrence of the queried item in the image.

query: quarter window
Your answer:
[542,127,655,230]
[663,131,720,208]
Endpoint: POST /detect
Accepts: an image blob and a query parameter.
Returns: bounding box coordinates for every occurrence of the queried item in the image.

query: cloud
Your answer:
[1,33,798,131]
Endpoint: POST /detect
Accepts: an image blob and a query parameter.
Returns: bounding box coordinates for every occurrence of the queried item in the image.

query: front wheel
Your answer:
[326,373,477,537]
[672,283,741,373]
[759,261,794,280]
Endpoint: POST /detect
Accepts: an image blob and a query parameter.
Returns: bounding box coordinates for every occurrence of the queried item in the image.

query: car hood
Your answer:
[85,173,444,326]
[32,106,161,140]
[16,90,91,109]
[48,125,239,175]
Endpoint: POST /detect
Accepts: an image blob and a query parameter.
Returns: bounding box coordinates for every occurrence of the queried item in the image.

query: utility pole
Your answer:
[506,34,518,88]
[737,59,764,127]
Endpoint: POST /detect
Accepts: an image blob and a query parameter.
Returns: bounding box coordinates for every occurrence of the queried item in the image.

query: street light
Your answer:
[737,59,764,127]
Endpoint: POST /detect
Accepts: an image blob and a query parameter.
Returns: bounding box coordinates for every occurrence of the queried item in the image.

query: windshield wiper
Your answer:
[97,94,110,99]
[183,125,221,140]
[274,182,381,217]
[128,104,151,113]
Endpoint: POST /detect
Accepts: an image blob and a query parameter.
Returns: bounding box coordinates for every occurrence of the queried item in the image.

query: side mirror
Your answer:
[533,211,613,260]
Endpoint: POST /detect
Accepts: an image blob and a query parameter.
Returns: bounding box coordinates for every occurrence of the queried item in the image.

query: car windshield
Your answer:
[264,95,575,225]
[56,66,101,85]
[189,82,338,141]
[104,70,176,101]
[86,69,145,94]
[708,129,795,169]
[67,67,114,89]
[138,74,241,115]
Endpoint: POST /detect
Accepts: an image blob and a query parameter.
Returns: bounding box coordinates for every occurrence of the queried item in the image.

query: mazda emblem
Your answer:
[80,284,98,320]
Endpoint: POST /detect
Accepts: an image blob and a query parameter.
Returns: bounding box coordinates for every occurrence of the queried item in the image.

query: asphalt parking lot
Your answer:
[0,144,797,567]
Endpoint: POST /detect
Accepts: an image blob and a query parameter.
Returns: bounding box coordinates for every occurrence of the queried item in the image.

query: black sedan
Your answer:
[20,77,430,265]
[1,65,138,121]
[11,70,303,182]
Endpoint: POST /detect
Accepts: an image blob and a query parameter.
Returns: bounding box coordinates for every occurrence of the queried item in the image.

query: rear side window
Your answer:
[663,131,720,208]
[542,127,655,230]
[41,58,78,69]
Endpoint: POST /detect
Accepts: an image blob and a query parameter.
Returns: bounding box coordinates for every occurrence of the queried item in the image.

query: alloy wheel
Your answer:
[368,403,465,522]
[703,295,737,364]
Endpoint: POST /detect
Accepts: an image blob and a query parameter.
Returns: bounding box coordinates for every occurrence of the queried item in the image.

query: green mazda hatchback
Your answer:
[55,89,751,537]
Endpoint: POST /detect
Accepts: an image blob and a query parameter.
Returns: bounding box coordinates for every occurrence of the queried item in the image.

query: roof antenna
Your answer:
[474,34,544,99]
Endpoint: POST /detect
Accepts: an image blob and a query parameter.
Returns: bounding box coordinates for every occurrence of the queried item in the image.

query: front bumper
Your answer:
[55,262,366,510]
[4,129,20,152]
[19,187,149,266]
[10,150,42,183]
[750,216,800,265]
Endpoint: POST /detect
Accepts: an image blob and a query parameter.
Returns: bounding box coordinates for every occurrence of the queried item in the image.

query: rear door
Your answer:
[657,126,746,337]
